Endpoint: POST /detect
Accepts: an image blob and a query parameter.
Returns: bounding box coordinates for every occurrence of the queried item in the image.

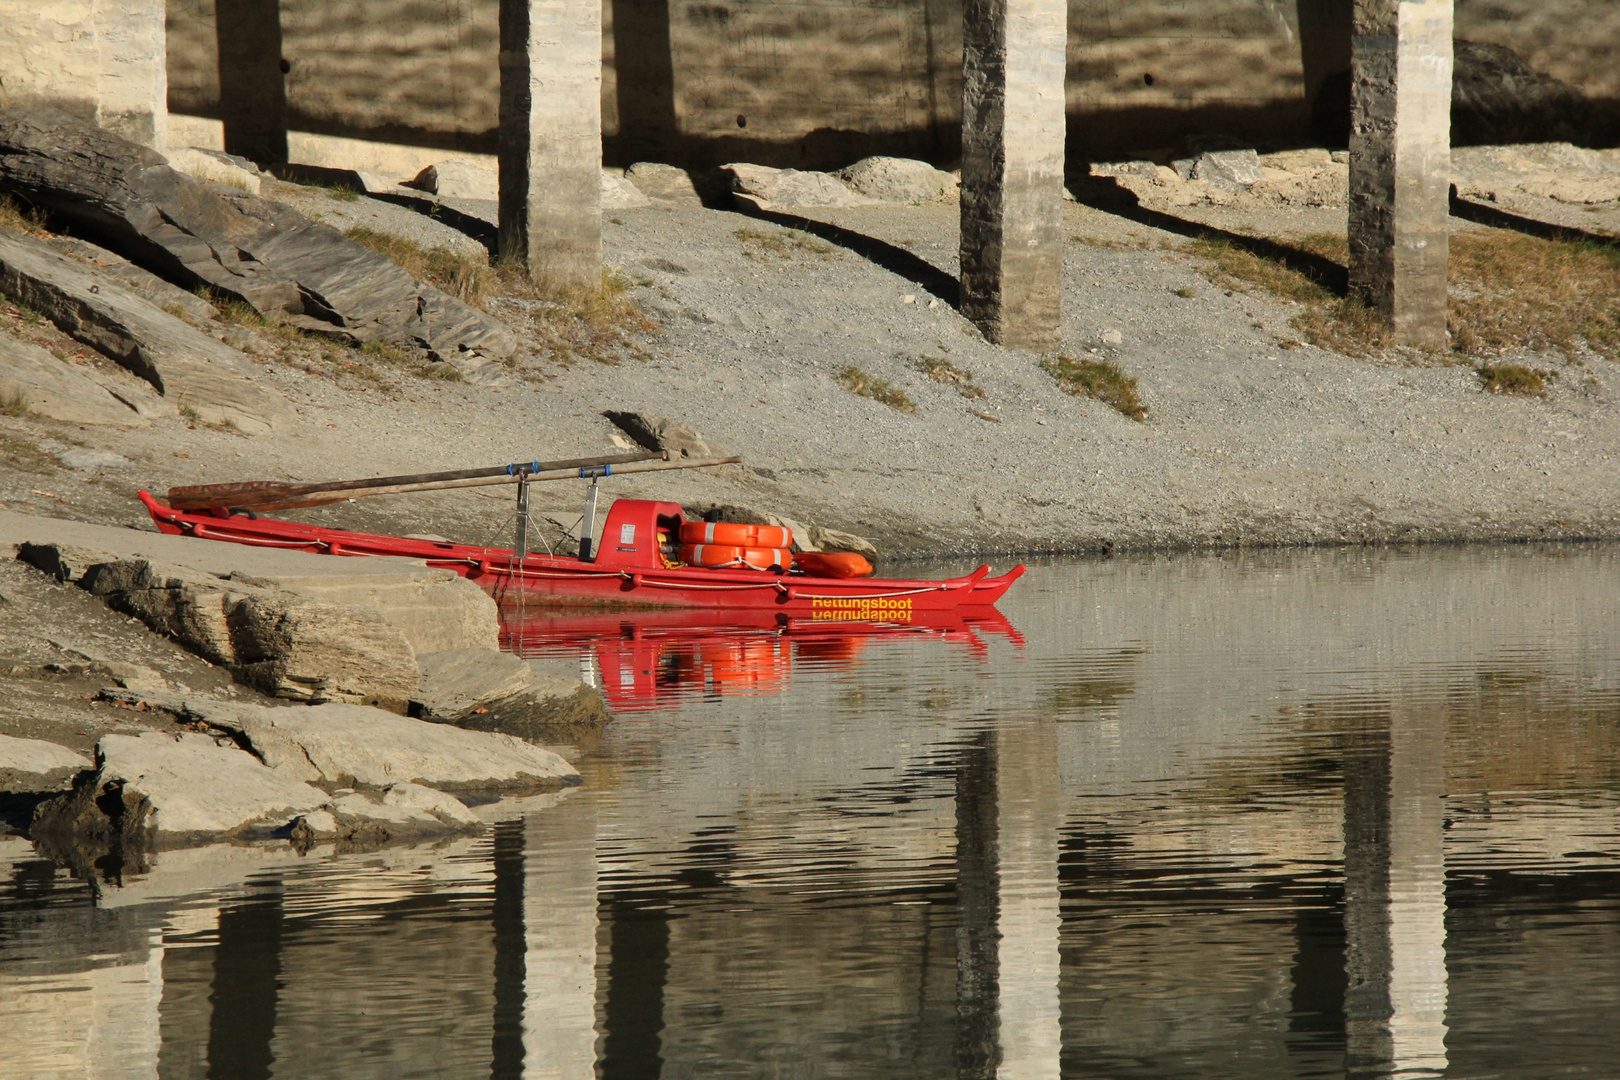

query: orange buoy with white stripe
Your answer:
[678,521,793,548]
[678,543,793,571]
[793,551,875,578]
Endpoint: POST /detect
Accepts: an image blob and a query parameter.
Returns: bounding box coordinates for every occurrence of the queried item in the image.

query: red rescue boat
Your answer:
[137,490,1024,616]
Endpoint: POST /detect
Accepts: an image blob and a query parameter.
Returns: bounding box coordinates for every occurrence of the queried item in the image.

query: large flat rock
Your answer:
[414,648,610,742]
[0,332,145,426]
[0,227,288,432]
[2,509,499,653]
[31,728,488,850]
[0,733,91,792]
[0,110,515,370]
[4,510,499,710]
[35,730,330,843]
[186,698,581,793]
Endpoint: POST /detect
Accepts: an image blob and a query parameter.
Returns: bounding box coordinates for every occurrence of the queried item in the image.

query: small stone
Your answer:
[1101,329,1124,345]
[57,448,132,469]
[928,298,940,309]
[902,294,916,304]
[1330,150,1351,164]
[1192,149,1264,191]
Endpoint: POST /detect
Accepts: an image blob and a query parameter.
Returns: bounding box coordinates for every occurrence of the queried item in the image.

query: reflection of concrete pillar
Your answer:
[1347,0,1453,348]
[207,887,285,1080]
[498,0,603,290]
[215,0,288,164]
[954,724,1063,1080]
[0,937,166,1078]
[993,721,1063,1080]
[1343,708,1448,1078]
[521,792,600,1079]
[958,0,1066,351]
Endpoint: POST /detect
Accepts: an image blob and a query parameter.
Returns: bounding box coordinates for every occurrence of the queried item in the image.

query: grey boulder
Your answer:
[724,163,871,209]
[838,156,956,203]
[0,109,514,368]
[1191,149,1264,191]
[602,409,719,458]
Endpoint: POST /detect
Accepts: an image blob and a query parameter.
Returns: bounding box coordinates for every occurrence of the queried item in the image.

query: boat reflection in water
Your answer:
[498,604,1026,711]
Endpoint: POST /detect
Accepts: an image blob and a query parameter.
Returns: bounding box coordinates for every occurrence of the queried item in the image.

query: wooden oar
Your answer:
[167,450,666,512]
[192,456,745,513]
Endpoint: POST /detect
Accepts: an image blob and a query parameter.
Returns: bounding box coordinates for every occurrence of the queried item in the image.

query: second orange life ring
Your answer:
[679,521,794,549]
[794,551,875,578]
[678,543,793,571]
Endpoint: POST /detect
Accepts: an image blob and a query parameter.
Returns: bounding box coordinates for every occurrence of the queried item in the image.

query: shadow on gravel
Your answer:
[1070,175,1352,297]
[371,193,500,258]
[1448,187,1620,250]
[729,202,961,307]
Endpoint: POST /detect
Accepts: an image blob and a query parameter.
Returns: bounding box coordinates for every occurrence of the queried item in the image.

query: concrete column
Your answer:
[958,0,1067,351]
[1343,708,1448,1078]
[1347,0,1453,349]
[0,0,167,149]
[215,0,288,164]
[499,0,603,290]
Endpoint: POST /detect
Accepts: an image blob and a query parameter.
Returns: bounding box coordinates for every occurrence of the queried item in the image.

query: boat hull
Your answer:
[138,492,1024,616]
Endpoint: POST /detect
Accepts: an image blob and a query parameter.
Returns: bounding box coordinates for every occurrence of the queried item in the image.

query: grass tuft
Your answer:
[324,185,362,202]
[1,388,32,417]
[837,364,916,413]
[735,227,836,262]
[1478,363,1550,396]
[908,355,987,399]
[1040,355,1147,421]
[0,195,49,235]
[345,227,489,303]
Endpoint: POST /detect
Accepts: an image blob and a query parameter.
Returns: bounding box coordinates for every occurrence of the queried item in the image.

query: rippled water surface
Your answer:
[4,547,1620,1078]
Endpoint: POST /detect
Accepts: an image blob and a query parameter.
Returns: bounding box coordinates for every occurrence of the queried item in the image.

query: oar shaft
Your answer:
[168,450,665,511]
[236,456,744,512]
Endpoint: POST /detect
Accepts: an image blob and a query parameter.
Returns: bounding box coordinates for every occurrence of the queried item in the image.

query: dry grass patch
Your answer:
[1,389,32,417]
[345,228,657,368]
[735,226,835,262]
[1449,232,1620,361]
[908,355,986,399]
[1040,355,1147,421]
[0,196,49,235]
[838,364,916,413]
[1184,229,1620,363]
[1477,363,1551,396]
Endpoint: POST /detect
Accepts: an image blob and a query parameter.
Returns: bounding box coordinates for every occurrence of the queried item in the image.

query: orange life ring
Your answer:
[794,551,875,578]
[679,521,793,549]
[678,543,793,571]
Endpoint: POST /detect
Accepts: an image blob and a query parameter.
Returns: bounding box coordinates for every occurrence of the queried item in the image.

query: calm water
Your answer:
[3,547,1619,1079]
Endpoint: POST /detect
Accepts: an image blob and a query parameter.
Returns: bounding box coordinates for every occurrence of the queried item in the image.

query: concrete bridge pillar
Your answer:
[958,0,1067,352]
[1348,0,1453,349]
[498,0,603,291]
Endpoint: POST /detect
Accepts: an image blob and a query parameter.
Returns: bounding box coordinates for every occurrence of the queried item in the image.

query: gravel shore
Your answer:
[4,169,1619,559]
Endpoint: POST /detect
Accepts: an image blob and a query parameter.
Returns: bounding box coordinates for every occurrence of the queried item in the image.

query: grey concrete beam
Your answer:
[1348,0,1454,349]
[498,0,603,291]
[959,0,1067,352]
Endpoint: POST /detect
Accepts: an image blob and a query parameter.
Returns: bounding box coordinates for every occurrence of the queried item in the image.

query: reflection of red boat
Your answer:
[139,493,1024,615]
[502,607,1025,712]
